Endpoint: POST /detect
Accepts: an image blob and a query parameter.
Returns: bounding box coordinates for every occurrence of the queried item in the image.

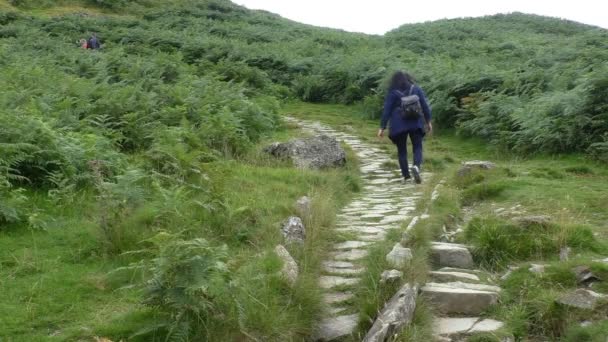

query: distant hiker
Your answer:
[79,38,88,49]
[378,71,432,184]
[87,33,101,49]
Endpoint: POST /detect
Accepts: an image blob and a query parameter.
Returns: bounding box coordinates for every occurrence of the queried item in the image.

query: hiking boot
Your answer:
[402,174,412,184]
[411,166,421,184]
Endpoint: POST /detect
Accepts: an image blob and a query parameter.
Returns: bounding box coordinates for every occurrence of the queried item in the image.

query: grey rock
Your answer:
[529,264,546,274]
[281,216,306,244]
[386,244,413,268]
[274,245,298,286]
[557,289,606,310]
[457,160,495,177]
[264,135,346,169]
[463,160,496,169]
[572,265,601,285]
[363,284,418,342]
[430,242,474,269]
[515,215,552,227]
[316,314,358,341]
[380,269,403,284]
[296,196,312,217]
[560,246,571,261]
[421,282,500,315]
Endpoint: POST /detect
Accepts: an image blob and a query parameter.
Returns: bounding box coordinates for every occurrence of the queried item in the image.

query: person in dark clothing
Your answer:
[378,71,432,184]
[88,33,101,49]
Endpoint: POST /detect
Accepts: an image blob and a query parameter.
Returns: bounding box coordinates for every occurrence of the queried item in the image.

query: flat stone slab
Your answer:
[430,242,474,269]
[430,271,481,283]
[319,276,360,289]
[323,261,356,269]
[437,267,484,275]
[422,282,500,315]
[357,233,387,242]
[434,317,504,337]
[380,215,409,224]
[316,314,359,341]
[331,249,369,261]
[323,292,354,305]
[327,306,348,316]
[333,241,372,250]
[336,226,385,234]
[323,264,364,275]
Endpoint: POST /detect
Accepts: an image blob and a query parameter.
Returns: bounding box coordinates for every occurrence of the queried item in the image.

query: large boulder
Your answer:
[264,135,346,169]
[363,284,418,342]
[274,245,298,286]
[281,216,306,244]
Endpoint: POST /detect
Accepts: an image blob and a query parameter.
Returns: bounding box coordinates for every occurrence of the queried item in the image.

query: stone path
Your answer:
[413,184,506,341]
[286,118,429,341]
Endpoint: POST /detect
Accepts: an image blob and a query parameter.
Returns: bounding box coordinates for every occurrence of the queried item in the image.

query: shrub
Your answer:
[0,175,28,225]
[124,234,231,341]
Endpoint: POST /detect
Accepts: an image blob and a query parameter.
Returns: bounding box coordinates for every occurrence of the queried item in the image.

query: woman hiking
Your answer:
[377,71,432,184]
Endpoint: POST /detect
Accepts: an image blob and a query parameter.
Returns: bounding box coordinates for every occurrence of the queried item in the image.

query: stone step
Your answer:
[433,317,504,340]
[323,264,364,276]
[333,240,372,250]
[315,314,359,341]
[437,267,484,275]
[323,292,354,305]
[429,271,481,283]
[319,276,360,289]
[430,242,474,269]
[421,282,500,315]
[331,249,369,261]
[357,233,387,242]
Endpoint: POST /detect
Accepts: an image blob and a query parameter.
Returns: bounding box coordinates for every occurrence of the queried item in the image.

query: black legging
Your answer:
[392,129,424,178]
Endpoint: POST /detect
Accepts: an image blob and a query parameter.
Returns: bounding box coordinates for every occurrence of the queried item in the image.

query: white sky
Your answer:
[233,0,608,35]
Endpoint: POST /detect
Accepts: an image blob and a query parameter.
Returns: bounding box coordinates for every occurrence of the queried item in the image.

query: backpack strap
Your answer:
[408,84,414,96]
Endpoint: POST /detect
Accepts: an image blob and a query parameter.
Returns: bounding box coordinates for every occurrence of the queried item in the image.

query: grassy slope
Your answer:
[0,120,361,341]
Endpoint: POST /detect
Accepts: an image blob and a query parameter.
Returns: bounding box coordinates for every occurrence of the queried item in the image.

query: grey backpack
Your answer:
[398,85,422,120]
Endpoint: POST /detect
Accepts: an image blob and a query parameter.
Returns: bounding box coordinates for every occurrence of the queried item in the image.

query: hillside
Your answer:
[1,0,607,341]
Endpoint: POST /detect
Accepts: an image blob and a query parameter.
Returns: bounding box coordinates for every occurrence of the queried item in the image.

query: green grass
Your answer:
[0,118,362,341]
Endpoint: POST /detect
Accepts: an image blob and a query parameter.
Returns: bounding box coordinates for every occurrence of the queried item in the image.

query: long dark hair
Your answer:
[389,71,415,91]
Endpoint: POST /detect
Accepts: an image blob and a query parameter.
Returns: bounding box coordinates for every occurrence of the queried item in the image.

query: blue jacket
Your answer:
[380,85,432,139]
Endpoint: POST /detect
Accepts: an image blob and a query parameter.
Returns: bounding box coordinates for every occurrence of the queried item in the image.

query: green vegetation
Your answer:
[1,0,608,341]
